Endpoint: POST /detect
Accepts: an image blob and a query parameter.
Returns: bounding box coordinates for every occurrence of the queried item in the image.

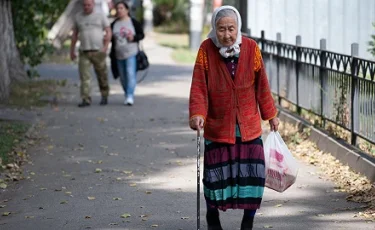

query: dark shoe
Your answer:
[240,216,254,230]
[78,100,91,108]
[206,211,223,230]
[100,96,108,105]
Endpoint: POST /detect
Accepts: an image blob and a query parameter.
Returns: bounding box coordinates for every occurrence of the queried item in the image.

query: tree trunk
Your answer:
[48,0,82,49]
[0,0,26,101]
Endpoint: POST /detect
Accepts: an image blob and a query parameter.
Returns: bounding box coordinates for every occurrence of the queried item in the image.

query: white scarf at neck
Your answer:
[207,5,242,58]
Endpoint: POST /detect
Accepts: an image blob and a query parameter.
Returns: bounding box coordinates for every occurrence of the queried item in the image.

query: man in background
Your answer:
[70,0,112,107]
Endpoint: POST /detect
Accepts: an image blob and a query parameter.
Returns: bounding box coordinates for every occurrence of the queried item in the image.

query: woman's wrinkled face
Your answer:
[215,16,238,47]
[116,4,128,18]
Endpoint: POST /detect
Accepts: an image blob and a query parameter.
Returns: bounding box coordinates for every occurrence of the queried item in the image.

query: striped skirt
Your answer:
[203,136,265,211]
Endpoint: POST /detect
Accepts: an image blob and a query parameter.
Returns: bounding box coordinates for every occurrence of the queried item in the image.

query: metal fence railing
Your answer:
[247,30,375,146]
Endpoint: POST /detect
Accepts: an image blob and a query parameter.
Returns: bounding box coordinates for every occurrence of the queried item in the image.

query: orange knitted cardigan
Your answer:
[189,36,277,144]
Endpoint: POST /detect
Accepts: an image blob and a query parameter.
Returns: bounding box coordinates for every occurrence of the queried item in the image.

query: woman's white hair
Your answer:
[207,5,242,49]
[215,9,237,26]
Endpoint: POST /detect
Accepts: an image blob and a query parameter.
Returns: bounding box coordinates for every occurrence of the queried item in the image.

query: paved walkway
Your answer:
[0,32,373,230]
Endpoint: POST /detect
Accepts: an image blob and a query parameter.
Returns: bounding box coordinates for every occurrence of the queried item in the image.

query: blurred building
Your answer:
[94,0,110,15]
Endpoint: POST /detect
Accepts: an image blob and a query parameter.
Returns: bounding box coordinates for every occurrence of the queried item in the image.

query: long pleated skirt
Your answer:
[203,136,266,211]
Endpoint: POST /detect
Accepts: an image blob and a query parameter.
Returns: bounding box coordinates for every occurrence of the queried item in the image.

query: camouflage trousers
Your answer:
[78,50,109,102]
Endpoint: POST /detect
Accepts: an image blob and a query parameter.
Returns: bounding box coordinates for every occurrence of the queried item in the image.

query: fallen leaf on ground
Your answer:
[0,205,6,208]
[87,197,96,200]
[279,122,375,220]
[23,195,33,200]
[181,217,189,219]
[151,224,159,227]
[60,201,67,204]
[0,183,7,189]
[121,213,131,218]
[129,183,137,187]
[145,191,152,194]
[97,117,108,123]
[263,225,273,228]
[2,212,11,216]
[95,168,102,173]
[85,216,91,219]
[25,216,34,219]
[275,204,283,207]
[113,197,122,201]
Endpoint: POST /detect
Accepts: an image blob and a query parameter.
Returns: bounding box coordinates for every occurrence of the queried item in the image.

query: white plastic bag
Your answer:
[264,131,299,192]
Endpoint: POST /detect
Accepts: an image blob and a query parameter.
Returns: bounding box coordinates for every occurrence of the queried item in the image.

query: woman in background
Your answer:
[110,1,144,106]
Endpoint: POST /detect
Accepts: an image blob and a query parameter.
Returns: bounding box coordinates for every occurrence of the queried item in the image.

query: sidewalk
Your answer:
[0,33,373,230]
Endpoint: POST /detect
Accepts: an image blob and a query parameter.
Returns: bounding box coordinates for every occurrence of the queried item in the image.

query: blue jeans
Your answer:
[117,55,137,99]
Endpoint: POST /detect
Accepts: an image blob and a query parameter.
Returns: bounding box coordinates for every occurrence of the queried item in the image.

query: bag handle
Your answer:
[138,40,144,52]
[268,131,288,148]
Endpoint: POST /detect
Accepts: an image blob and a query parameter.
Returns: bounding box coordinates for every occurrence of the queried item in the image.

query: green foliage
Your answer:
[8,79,63,109]
[369,22,375,57]
[0,120,29,164]
[153,0,189,29]
[153,0,176,8]
[222,0,237,6]
[172,48,197,63]
[11,0,68,76]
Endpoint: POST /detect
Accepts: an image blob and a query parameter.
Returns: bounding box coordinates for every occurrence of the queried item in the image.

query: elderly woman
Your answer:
[189,5,279,230]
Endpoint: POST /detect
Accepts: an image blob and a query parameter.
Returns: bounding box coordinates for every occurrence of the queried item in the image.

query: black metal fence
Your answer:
[247,31,375,146]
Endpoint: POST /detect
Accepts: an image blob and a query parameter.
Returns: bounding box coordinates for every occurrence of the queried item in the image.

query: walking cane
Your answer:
[196,129,201,230]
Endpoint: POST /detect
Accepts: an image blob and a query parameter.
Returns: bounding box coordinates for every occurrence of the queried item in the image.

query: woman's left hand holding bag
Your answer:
[269,117,280,131]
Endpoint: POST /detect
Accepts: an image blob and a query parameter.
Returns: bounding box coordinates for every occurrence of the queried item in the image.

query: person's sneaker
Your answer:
[100,96,108,105]
[125,97,134,106]
[78,100,91,108]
